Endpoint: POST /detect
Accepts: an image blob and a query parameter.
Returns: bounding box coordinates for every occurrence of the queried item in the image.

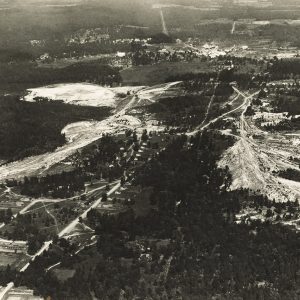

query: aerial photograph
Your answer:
[0,0,299,299]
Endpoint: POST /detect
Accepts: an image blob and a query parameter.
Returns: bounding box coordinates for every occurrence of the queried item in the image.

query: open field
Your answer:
[0,253,21,267]
[0,187,30,215]
[121,61,216,85]
[219,86,300,202]
[53,268,75,283]
[0,82,182,182]
[24,83,144,108]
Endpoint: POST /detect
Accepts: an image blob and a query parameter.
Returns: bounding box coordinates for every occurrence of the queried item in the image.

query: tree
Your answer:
[121,176,126,186]
[141,130,148,142]
[132,132,138,143]
[133,143,139,152]
[6,208,13,220]
[102,193,108,202]
[245,105,255,116]
[266,209,273,218]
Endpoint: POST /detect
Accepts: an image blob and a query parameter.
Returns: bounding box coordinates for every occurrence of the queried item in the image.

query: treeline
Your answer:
[269,58,300,80]
[146,95,211,128]
[18,170,86,199]
[148,33,174,44]
[145,93,236,130]
[262,119,295,131]
[49,39,131,59]
[0,96,110,161]
[273,95,300,116]
[4,132,300,299]
[166,69,253,89]
[166,72,217,83]
[2,213,50,252]
[10,135,126,199]
[72,135,127,182]
[0,209,13,224]
[144,82,233,129]
[247,193,299,212]
[1,205,79,254]
[0,49,35,63]
[278,168,300,183]
[0,62,122,91]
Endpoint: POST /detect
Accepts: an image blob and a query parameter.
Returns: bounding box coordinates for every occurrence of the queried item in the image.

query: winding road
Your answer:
[0,181,121,299]
[0,85,258,299]
[188,87,259,136]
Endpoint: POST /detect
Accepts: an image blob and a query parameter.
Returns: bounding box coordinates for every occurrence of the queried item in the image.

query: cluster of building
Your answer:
[2,287,42,300]
[67,28,110,45]
[0,238,27,254]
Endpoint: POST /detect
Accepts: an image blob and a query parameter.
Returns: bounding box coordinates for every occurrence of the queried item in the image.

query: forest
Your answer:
[2,131,297,300]
[145,95,212,129]
[0,62,122,92]
[278,168,300,183]
[14,135,125,198]
[273,95,300,116]
[0,96,111,162]
[18,170,86,199]
[269,58,300,80]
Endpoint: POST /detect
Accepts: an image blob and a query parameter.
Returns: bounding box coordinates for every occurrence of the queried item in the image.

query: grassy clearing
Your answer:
[0,252,28,270]
[53,269,76,283]
[121,60,216,85]
[0,253,20,267]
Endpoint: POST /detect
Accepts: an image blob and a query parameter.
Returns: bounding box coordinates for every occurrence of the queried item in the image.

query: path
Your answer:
[0,181,121,299]
[0,82,179,183]
[188,88,259,136]
[231,21,236,34]
[160,9,169,35]
[219,86,300,203]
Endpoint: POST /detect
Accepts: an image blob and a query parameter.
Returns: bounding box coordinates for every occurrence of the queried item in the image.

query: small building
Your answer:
[117,52,126,58]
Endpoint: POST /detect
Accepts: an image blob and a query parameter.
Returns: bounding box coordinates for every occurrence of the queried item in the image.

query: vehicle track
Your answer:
[219,87,300,202]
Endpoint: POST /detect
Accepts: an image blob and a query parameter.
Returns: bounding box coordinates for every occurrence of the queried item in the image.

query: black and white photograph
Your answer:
[0,0,299,299]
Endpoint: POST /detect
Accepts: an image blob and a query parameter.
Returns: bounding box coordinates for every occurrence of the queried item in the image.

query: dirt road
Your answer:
[0,182,119,298]
[219,87,300,202]
[0,82,180,183]
[160,9,169,36]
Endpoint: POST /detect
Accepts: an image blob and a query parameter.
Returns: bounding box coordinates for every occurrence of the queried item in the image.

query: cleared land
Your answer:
[24,83,144,108]
[219,87,300,202]
[0,82,182,182]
